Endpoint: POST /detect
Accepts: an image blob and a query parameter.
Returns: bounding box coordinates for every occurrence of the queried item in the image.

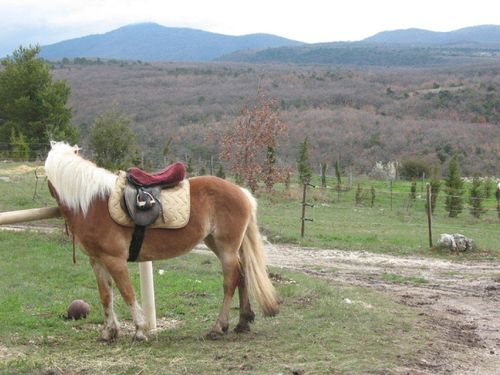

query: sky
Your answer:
[1,0,499,56]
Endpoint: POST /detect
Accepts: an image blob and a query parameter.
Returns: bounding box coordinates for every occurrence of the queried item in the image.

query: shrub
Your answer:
[445,155,464,218]
[469,175,485,218]
[399,159,430,180]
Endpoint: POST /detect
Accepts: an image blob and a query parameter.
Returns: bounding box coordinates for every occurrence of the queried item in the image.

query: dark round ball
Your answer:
[67,299,90,320]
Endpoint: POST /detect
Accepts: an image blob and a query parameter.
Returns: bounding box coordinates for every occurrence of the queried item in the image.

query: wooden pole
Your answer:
[139,261,157,331]
[0,207,61,225]
[300,183,307,238]
[426,183,433,248]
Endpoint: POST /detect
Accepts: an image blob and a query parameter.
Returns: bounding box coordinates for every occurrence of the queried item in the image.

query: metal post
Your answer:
[139,261,157,331]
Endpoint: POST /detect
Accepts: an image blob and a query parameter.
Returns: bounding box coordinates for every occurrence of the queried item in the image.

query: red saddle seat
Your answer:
[127,162,186,187]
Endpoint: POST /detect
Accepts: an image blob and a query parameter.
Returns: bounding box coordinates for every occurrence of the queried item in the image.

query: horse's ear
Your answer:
[72,144,81,154]
[50,140,57,148]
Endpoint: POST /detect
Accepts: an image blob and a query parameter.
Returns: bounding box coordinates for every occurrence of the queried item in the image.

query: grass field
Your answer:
[0,231,428,374]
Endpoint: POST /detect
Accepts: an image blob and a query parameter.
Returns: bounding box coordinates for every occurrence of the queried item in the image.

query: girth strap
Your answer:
[128,225,146,262]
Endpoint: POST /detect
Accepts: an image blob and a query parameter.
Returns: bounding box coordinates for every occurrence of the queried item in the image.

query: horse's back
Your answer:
[188,176,251,210]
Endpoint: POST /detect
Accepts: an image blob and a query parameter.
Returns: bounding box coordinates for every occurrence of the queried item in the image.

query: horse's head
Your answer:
[49,141,80,156]
[44,141,116,216]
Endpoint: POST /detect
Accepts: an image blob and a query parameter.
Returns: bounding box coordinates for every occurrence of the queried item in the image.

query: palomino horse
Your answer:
[44,142,278,341]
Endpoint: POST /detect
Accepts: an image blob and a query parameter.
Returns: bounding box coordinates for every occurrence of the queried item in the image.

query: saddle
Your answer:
[117,162,186,262]
[122,162,186,227]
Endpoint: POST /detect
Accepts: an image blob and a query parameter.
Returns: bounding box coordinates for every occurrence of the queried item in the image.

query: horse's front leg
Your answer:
[89,257,119,342]
[100,255,148,341]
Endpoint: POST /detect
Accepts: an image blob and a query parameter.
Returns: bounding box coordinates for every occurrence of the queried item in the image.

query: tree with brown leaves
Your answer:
[220,90,287,193]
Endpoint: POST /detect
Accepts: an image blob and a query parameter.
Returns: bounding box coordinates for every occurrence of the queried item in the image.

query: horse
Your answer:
[44,141,279,341]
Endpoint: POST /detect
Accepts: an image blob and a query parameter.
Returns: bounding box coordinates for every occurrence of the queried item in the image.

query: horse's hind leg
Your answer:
[89,257,119,342]
[204,236,240,339]
[234,274,255,333]
[100,255,147,341]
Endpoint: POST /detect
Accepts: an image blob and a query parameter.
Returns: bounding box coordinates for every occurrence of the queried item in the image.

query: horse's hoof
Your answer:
[205,329,224,340]
[234,322,250,333]
[133,331,148,342]
[243,311,255,323]
[99,327,119,342]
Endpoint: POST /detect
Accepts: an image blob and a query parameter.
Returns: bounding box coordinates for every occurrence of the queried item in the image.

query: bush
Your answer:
[399,159,430,180]
[445,155,464,218]
[469,175,485,218]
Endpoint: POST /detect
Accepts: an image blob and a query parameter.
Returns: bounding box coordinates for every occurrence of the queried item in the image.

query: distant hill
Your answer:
[219,25,500,66]
[363,25,500,45]
[40,23,303,61]
[217,44,445,66]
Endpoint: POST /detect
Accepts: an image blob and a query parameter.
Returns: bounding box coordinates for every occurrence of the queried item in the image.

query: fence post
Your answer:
[300,183,314,238]
[426,183,433,248]
[139,261,157,331]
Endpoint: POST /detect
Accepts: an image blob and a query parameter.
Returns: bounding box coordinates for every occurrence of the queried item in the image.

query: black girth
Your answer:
[127,225,146,262]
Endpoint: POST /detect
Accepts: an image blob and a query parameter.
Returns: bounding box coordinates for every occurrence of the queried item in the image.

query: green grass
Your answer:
[0,162,52,211]
[0,231,430,374]
[259,176,500,259]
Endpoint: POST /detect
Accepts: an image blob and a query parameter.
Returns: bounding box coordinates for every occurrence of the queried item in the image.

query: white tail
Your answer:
[239,189,279,316]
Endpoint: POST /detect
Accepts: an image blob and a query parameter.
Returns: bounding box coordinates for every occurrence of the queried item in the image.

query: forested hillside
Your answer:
[50,59,500,176]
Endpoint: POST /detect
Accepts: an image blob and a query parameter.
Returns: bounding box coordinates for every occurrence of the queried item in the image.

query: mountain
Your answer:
[219,25,500,66]
[40,23,500,65]
[40,23,303,61]
[363,25,500,45]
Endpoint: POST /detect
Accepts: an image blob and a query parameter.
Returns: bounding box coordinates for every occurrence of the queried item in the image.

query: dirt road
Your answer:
[266,244,500,374]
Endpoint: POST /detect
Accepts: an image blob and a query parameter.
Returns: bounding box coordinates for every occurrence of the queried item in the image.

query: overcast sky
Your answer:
[1,0,499,56]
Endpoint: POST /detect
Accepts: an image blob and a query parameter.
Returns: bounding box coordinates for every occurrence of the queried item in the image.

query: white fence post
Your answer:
[139,261,157,331]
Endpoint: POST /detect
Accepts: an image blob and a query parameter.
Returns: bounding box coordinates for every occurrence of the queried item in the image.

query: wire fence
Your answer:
[292,180,500,252]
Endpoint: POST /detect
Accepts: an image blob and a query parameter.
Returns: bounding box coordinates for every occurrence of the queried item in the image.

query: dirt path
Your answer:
[265,244,500,374]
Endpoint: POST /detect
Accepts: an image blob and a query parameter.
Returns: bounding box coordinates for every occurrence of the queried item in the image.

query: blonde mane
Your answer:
[44,142,117,216]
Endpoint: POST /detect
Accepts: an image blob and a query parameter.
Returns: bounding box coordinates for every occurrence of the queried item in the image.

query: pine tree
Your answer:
[0,45,77,154]
[445,155,464,218]
[215,164,226,179]
[334,160,342,187]
[427,167,441,214]
[320,161,327,188]
[370,186,376,207]
[297,137,312,184]
[88,107,139,170]
[9,129,29,161]
[186,155,194,175]
[355,184,363,205]
[469,175,484,218]
[410,181,417,202]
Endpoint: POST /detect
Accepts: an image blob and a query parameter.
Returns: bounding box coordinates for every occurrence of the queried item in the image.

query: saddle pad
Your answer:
[108,171,190,229]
